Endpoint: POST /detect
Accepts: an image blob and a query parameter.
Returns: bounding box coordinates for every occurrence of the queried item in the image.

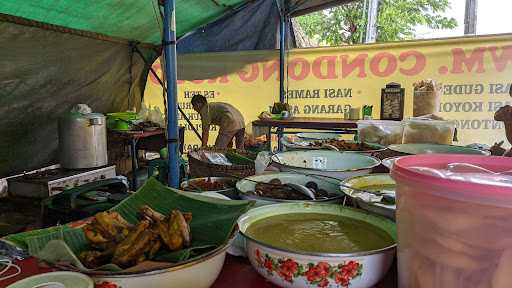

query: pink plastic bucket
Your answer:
[391,154,512,288]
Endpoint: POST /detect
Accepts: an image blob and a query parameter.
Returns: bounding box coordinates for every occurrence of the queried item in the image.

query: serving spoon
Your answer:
[338,182,396,204]
[284,183,316,200]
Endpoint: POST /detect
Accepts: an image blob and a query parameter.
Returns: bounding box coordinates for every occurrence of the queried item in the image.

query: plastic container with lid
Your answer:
[413,88,441,117]
[357,120,404,146]
[392,154,512,288]
[402,119,455,145]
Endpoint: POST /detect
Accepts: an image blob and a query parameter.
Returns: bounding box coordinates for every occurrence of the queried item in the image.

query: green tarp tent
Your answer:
[0,0,351,177]
[0,0,252,177]
[0,0,249,45]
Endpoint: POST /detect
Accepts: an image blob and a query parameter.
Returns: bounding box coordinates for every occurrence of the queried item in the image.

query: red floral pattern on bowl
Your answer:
[255,249,363,287]
[95,281,121,288]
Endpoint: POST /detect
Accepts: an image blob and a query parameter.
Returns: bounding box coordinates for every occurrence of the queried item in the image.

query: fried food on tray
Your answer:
[80,249,115,269]
[168,210,192,249]
[140,205,192,251]
[79,206,192,269]
[83,211,132,244]
[112,219,155,267]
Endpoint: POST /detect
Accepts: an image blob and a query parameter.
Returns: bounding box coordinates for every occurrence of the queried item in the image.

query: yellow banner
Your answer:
[144,34,512,152]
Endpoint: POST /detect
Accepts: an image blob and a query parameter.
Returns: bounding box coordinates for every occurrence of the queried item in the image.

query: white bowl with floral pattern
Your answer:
[238,203,396,288]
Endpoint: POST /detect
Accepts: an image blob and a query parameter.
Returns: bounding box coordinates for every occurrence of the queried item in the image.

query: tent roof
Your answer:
[0,0,354,46]
[0,0,247,45]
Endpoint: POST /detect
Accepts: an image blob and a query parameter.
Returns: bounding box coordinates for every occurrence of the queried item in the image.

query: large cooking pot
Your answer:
[59,111,108,169]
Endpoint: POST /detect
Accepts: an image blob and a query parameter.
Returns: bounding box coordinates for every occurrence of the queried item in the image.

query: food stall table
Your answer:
[252,118,359,149]
[2,255,396,287]
[108,129,166,190]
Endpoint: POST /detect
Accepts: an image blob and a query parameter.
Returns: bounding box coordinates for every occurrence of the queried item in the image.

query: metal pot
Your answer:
[59,112,107,169]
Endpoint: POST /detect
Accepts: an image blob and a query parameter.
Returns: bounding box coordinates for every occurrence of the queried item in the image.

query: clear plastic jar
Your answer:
[392,155,512,288]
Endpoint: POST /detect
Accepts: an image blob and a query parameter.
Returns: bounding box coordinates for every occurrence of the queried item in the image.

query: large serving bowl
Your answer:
[90,234,234,288]
[341,174,396,219]
[236,172,344,207]
[271,150,381,180]
[387,143,490,156]
[181,177,238,199]
[238,203,396,288]
[282,138,385,157]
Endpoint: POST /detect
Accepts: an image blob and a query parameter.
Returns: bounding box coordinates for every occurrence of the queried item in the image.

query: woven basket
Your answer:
[188,148,256,179]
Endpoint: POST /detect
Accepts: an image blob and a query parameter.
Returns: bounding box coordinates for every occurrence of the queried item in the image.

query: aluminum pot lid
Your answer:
[61,111,104,119]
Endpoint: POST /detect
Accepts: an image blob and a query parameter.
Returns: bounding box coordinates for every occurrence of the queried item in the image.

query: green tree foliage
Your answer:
[297,0,458,46]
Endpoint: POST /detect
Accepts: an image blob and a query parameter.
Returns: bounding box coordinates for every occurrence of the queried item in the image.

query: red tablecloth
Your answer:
[0,258,52,287]
[1,255,396,288]
[212,256,277,288]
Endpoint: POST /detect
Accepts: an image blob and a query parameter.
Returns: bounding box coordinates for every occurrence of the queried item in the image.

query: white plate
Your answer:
[7,272,93,288]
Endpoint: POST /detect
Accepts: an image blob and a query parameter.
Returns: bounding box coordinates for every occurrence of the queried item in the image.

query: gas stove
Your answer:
[8,166,116,198]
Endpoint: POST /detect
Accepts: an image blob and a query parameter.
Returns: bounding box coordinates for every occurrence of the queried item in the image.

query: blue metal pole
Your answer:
[163,0,180,188]
[277,1,287,151]
[279,2,286,103]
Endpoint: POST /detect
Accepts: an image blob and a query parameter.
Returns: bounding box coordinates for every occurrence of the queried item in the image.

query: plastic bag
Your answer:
[70,104,92,114]
[203,152,232,166]
[357,120,404,145]
[413,79,441,117]
[403,119,455,145]
[255,152,272,174]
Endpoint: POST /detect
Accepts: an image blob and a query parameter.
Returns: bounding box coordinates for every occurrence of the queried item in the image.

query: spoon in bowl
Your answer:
[284,183,316,200]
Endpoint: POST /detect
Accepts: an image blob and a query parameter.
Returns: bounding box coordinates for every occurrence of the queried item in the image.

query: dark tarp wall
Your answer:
[0,21,159,177]
[177,0,281,53]
[175,0,312,80]
[176,0,355,54]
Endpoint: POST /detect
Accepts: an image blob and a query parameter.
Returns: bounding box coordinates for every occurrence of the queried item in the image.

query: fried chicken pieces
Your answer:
[79,207,192,269]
